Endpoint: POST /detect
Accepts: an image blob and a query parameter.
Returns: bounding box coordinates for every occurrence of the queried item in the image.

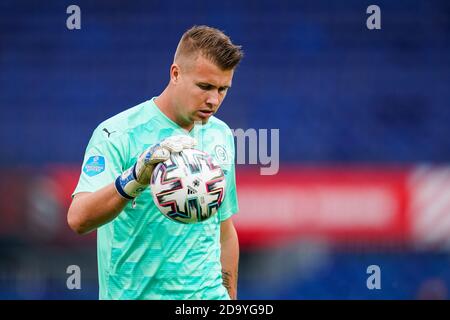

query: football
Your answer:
[150,148,226,224]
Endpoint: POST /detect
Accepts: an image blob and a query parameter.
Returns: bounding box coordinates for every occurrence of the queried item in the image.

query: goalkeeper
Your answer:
[67,25,243,300]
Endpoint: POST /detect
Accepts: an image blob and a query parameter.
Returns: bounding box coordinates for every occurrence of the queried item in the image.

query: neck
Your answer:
[154,87,194,132]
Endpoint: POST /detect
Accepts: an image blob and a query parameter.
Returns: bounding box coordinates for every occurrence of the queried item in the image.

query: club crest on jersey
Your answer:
[214,145,228,165]
[83,155,105,177]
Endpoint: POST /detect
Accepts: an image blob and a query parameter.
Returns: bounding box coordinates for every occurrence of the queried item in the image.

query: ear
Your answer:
[170,63,180,84]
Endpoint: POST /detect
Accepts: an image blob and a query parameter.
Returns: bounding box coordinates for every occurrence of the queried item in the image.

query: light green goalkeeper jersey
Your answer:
[73,97,238,300]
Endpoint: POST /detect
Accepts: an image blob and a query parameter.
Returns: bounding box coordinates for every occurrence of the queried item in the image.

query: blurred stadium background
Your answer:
[1,0,450,299]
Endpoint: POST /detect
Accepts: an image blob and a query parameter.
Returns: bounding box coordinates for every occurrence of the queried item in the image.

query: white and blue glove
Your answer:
[115,135,197,199]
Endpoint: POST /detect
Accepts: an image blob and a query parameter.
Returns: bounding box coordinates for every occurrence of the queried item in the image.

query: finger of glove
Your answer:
[139,146,170,166]
[148,147,171,163]
[160,140,183,153]
[178,136,197,149]
[164,135,196,149]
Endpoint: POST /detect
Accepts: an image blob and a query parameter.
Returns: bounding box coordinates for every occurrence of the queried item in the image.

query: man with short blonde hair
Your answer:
[68,25,243,300]
[175,25,243,70]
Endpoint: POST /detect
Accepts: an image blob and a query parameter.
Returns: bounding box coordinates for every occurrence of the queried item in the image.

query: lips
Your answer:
[197,110,214,118]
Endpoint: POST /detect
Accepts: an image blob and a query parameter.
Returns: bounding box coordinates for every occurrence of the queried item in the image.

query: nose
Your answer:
[206,91,220,108]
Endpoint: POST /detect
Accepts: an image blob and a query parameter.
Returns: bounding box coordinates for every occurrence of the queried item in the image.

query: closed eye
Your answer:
[197,83,214,91]
[197,83,230,93]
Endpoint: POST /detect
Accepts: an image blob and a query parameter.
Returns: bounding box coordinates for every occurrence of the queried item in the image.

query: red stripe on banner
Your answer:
[234,166,411,246]
[46,164,97,244]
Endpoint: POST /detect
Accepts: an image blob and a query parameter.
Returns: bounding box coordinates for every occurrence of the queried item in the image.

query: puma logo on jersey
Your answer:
[103,128,116,138]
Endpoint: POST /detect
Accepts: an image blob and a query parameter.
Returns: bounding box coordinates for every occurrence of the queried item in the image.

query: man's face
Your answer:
[173,55,234,129]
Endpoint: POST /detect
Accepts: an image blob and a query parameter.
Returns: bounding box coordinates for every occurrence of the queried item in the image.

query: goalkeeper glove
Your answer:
[115,135,197,199]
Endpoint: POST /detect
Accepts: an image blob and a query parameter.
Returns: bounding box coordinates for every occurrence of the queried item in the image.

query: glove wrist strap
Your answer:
[115,165,147,200]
